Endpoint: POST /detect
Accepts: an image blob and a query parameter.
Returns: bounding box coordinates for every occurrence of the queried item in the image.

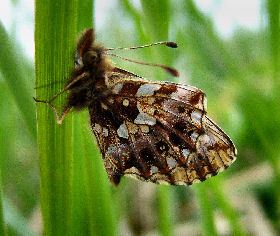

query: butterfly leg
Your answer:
[33,97,72,125]
[33,72,89,124]
[33,71,89,104]
[47,72,89,103]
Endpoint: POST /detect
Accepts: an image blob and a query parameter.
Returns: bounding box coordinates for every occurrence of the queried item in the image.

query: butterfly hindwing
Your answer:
[89,72,237,186]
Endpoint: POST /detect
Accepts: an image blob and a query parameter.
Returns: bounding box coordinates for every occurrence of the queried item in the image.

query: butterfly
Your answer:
[34,28,237,186]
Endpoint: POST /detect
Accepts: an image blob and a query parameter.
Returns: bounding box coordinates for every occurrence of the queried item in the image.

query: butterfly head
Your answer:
[75,29,112,72]
[81,46,106,68]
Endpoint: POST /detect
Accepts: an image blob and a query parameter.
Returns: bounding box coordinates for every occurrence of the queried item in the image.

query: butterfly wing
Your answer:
[90,72,237,186]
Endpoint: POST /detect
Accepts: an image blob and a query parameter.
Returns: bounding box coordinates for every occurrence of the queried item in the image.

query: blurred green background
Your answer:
[0,0,280,235]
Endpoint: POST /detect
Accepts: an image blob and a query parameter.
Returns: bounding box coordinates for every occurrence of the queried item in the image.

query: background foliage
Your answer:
[0,0,279,235]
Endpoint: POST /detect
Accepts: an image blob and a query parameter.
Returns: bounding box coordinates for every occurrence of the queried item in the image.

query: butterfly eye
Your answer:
[82,51,99,67]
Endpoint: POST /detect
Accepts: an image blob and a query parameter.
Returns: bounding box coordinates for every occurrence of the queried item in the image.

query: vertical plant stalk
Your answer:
[195,184,218,236]
[35,0,77,235]
[267,0,280,230]
[156,186,173,236]
[121,0,148,42]
[0,172,7,236]
[80,114,118,235]
[71,0,94,234]
[0,23,36,140]
[268,0,280,85]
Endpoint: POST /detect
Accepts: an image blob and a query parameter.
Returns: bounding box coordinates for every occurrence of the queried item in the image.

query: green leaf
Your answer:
[267,0,280,84]
[194,184,218,236]
[77,113,118,235]
[77,0,93,32]
[0,175,7,236]
[141,0,170,40]
[35,0,77,235]
[0,22,36,140]
[156,185,173,236]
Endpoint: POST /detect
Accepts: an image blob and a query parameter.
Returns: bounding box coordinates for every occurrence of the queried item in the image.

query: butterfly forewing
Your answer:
[90,70,236,186]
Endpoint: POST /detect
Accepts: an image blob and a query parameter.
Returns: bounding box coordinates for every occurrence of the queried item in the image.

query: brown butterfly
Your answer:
[34,28,237,186]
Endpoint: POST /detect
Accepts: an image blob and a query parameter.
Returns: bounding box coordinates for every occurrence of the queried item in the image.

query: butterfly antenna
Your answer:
[104,41,178,51]
[104,52,179,77]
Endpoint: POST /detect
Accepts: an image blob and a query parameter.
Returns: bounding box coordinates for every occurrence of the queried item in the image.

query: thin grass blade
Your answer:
[0,23,36,140]
[35,0,77,234]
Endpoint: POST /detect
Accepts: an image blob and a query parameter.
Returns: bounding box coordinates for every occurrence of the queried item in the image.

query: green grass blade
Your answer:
[267,0,280,85]
[71,1,94,234]
[267,1,280,229]
[141,0,170,40]
[35,0,77,234]
[72,114,118,236]
[121,0,148,42]
[0,22,36,140]
[156,185,173,236]
[72,114,89,235]
[79,113,118,235]
[183,0,241,83]
[210,179,246,236]
[77,0,93,33]
[141,0,173,69]
[194,184,218,236]
[0,175,7,236]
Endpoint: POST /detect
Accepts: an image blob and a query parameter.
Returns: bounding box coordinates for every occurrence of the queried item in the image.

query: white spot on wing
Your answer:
[117,122,129,139]
[182,149,190,158]
[136,83,161,96]
[191,132,199,142]
[217,166,225,172]
[205,173,212,179]
[191,110,202,124]
[93,124,102,134]
[197,100,204,110]
[134,103,156,126]
[107,144,116,154]
[150,166,158,174]
[103,128,109,137]
[131,167,140,174]
[167,157,178,168]
[112,83,123,94]
[134,112,156,126]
